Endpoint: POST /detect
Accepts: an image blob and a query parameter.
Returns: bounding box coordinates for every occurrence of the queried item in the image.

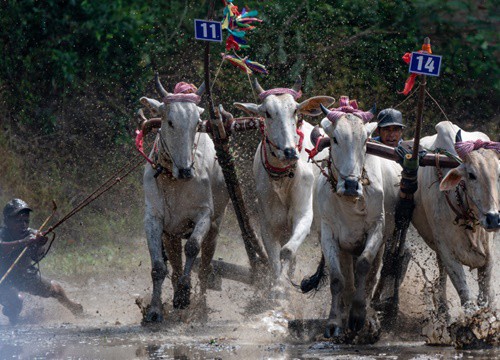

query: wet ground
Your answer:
[0,227,498,359]
[1,320,499,359]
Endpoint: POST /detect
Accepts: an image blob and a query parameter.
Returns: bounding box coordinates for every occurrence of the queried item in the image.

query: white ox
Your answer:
[234,77,335,298]
[302,104,401,339]
[412,121,500,316]
[139,76,229,323]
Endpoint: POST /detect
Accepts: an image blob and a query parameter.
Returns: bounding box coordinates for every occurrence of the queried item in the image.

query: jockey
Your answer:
[0,198,83,324]
[373,108,405,147]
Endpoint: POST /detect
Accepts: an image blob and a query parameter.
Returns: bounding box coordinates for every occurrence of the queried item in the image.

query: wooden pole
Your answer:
[411,36,430,160]
[203,1,268,277]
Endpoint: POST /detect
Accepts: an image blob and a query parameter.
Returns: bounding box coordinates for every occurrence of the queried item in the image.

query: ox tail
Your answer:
[299,253,327,294]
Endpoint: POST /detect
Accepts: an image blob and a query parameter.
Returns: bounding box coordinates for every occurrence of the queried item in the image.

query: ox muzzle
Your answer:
[485,212,500,231]
[284,147,299,160]
[177,167,194,180]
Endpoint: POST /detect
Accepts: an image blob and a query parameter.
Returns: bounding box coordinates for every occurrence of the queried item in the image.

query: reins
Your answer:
[0,151,146,286]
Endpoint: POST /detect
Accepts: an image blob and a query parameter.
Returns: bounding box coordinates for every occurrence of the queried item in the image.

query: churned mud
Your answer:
[0,223,498,359]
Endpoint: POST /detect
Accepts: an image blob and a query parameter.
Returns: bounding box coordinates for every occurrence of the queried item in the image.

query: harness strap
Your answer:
[435,154,478,231]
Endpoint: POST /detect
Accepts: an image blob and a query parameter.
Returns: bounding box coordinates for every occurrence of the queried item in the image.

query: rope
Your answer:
[425,89,451,122]
[47,152,144,234]
[210,57,225,94]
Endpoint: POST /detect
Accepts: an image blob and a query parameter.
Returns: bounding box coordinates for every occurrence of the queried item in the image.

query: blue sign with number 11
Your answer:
[194,19,222,43]
[409,52,442,77]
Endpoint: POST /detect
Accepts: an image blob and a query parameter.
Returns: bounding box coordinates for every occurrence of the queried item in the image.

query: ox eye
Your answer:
[468,172,476,180]
[265,111,271,118]
[333,137,338,145]
[167,120,174,128]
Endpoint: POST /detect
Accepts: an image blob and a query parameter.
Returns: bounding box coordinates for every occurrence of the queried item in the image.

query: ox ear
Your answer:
[233,102,261,116]
[365,122,378,138]
[439,165,466,191]
[140,97,163,116]
[298,96,336,117]
[197,106,205,115]
[320,117,335,137]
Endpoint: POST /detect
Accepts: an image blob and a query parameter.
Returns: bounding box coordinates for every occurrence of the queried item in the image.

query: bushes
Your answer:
[0,0,497,246]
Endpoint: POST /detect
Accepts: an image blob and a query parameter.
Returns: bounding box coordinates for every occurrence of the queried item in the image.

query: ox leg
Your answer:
[261,224,284,299]
[173,212,211,309]
[434,255,449,321]
[341,253,355,329]
[477,254,492,308]
[144,212,167,323]
[164,234,182,293]
[199,220,222,296]
[321,223,344,339]
[437,246,475,314]
[349,226,384,333]
[280,205,313,284]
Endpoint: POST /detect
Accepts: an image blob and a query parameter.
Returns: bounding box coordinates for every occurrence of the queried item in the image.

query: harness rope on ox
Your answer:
[434,138,500,234]
[306,97,374,191]
[135,82,204,178]
[257,88,306,180]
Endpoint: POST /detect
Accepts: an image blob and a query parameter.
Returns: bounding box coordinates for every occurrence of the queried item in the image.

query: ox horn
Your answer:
[455,129,463,143]
[311,125,330,152]
[195,82,206,96]
[292,76,302,92]
[154,72,168,98]
[136,108,148,128]
[218,104,234,121]
[253,78,265,95]
[320,103,331,117]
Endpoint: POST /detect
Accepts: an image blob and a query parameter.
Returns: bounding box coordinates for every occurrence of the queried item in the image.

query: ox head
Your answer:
[140,74,206,180]
[320,104,377,197]
[440,132,500,231]
[234,77,335,162]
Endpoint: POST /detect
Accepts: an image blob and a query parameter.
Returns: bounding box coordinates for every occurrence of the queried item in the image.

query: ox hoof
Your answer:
[143,307,164,324]
[207,269,222,291]
[173,279,191,309]
[463,301,479,316]
[324,323,344,341]
[69,302,84,317]
[349,307,367,333]
[269,287,287,301]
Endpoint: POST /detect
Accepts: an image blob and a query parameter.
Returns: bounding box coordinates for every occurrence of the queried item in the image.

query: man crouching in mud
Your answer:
[0,198,83,324]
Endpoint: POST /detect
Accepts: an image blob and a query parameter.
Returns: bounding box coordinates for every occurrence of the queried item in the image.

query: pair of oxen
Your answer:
[139,75,500,340]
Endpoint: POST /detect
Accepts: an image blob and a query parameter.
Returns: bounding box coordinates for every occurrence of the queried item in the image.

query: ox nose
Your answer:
[178,168,193,179]
[485,212,500,230]
[344,178,359,197]
[283,148,299,160]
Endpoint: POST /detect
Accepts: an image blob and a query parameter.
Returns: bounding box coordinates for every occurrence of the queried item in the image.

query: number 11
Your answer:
[200,23,217,39]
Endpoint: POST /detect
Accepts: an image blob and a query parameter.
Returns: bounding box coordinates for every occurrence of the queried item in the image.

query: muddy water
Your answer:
[1,322,498,359]
[0,228,498,359]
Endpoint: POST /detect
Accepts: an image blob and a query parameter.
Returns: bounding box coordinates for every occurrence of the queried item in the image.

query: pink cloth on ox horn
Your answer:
[258,88,302,101]
[455,139,500,159]
[164,82,201,104]
[325,96,374,123]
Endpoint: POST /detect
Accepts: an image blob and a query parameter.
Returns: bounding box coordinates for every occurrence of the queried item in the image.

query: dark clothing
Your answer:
[0,226,53,323]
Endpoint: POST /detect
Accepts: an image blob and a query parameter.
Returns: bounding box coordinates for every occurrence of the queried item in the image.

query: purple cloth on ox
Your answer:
[258,88,302,101]
[326,95,374,123]
[455,140,500,160]
[163,82,201,104]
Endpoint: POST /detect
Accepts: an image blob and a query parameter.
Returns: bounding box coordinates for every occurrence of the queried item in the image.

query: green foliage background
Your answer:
[0,0,498,248]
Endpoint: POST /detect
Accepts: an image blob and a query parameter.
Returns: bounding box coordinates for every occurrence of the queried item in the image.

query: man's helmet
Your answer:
[377,108,405,128]
[3,198,32,220]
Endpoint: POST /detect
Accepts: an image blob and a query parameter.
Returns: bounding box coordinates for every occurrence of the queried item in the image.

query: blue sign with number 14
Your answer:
[409,52,442,77]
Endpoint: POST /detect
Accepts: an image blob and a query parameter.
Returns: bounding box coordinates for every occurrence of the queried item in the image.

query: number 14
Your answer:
[415,55,435,72]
